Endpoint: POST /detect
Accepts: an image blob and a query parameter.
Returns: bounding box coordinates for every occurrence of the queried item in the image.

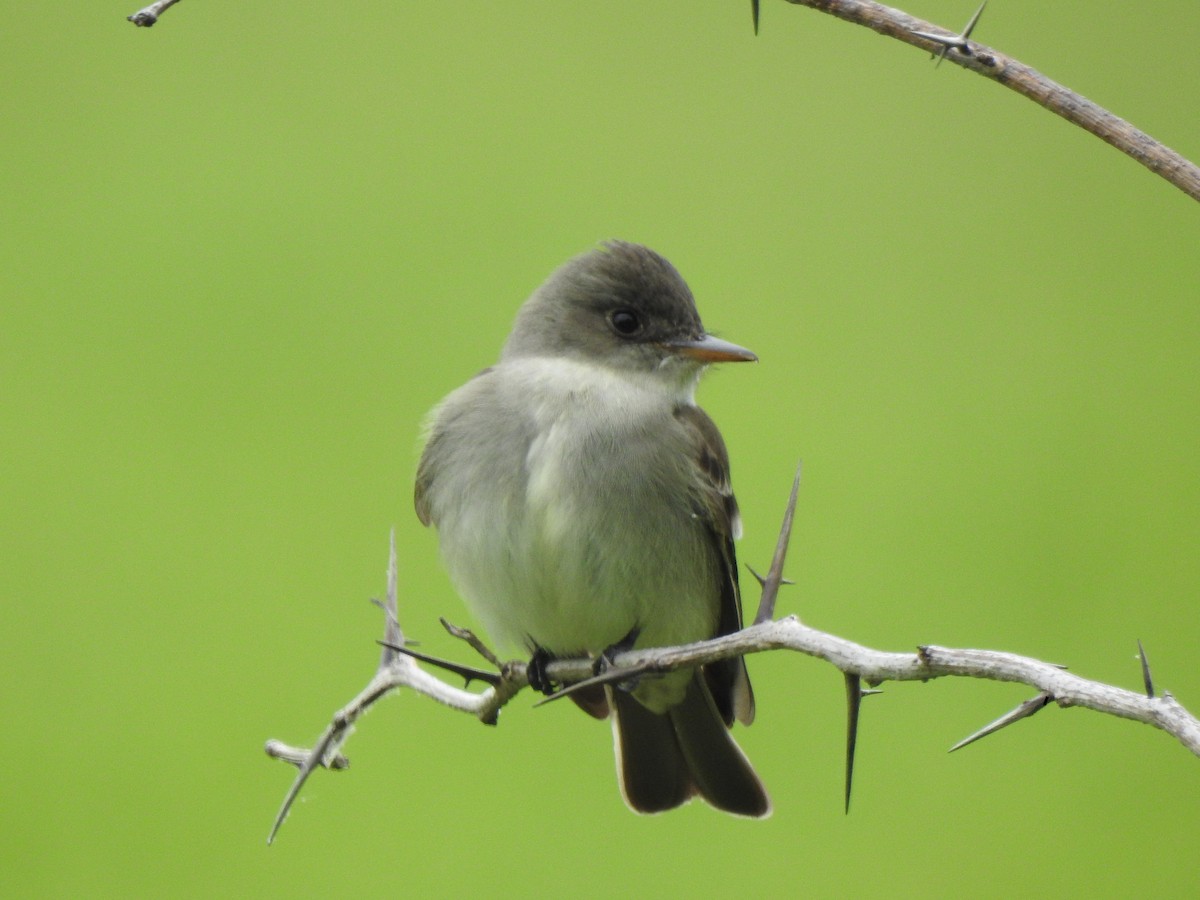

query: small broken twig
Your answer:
[127,0,181,26]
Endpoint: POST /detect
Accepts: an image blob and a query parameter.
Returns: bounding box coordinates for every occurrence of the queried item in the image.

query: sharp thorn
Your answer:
[915,1,986,67]
[533,661,656,708]
[376,529,406,666]
[1137,639,1155,699]
[753,461,803,625]
[746,565,793,588]
[844,673,862,814]
[376,640,503,686]
[912,29,962,48]
[949,691,1053,752]
[962,0,988,40]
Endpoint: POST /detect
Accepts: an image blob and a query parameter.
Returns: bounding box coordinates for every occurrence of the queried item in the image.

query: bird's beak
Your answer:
[666,334,757,363]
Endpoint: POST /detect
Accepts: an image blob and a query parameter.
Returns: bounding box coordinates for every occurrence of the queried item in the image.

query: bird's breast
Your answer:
[431,357,719,662]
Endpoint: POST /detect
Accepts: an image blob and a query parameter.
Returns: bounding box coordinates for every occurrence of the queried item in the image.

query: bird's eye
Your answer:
[610,309,642,336]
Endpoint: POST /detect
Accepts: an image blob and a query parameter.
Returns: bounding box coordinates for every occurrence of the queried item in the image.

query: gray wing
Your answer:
[414,422,445,527]
[673,403,755,727]
[414,418,444,527]
[414,367,494,528]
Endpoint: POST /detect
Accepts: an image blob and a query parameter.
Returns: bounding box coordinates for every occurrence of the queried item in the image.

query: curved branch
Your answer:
[582,619,1200,756]
[779,0,1200,201]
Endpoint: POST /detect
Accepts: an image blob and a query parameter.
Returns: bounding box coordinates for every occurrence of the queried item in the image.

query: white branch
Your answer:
[540,618,1200,756]
[265,530,1200,843]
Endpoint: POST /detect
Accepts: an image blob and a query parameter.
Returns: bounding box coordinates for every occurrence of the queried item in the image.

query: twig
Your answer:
[263,532,524,844]
[777,0,1200,201]
[127,0,181,27]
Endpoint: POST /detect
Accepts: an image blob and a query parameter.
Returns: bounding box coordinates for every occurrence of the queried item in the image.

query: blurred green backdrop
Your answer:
[3,1,1198,896]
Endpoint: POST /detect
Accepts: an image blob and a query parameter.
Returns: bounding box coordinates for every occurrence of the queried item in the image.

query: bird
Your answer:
[414,240,769,817]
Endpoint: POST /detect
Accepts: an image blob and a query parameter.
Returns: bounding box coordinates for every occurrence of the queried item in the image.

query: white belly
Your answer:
[428,357,720,664]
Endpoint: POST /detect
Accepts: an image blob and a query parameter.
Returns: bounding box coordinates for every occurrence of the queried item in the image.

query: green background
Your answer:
[4,1,1198,896]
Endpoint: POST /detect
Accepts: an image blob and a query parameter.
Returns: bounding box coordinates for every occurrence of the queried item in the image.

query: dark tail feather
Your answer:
[670,674,771,817]
[609,673,770,818]
[610,687,694,812]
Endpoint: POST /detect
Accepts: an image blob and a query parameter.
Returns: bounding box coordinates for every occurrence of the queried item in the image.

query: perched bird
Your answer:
[415,241,769,816]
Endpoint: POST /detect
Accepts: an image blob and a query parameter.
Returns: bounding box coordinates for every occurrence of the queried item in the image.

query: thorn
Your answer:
[376,640,503,686]
[753,461,803,625]
[860,688,884,698]
[745,565,794,588]
[960,0,988,40]
[912,0,987,68]
[532,661,657,708]
[844,673,862,814]
[1137,639,1154,698]
[949,690,1052,752]
[751,0,760,35]
[375,529,406,668]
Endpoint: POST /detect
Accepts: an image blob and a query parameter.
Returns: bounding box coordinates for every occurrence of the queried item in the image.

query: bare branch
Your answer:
[127,0,182,27]
[777,0,1200,201]
[264,536,526,844]
[565,622,1200,757]
[265,608,1200,841]
[265,477,1200,842]
[266,460,1200,843]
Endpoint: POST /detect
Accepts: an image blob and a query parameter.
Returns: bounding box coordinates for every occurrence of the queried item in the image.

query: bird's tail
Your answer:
[609,672,770,818]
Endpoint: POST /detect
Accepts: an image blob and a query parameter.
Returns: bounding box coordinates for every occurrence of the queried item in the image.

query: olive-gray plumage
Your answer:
[415,241,769,816]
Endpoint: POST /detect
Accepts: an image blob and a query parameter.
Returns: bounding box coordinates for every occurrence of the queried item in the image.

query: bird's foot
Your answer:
[595,629,643,692]
[526,647,558,696]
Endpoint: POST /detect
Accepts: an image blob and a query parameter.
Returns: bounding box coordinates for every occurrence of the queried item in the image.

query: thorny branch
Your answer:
[125,1,1198,200]
[769,0,1199,200]
[265,469,1200,844]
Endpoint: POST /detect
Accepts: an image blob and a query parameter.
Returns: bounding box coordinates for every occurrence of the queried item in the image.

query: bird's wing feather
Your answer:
[673,404,755,727]
[414,367,495,527]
